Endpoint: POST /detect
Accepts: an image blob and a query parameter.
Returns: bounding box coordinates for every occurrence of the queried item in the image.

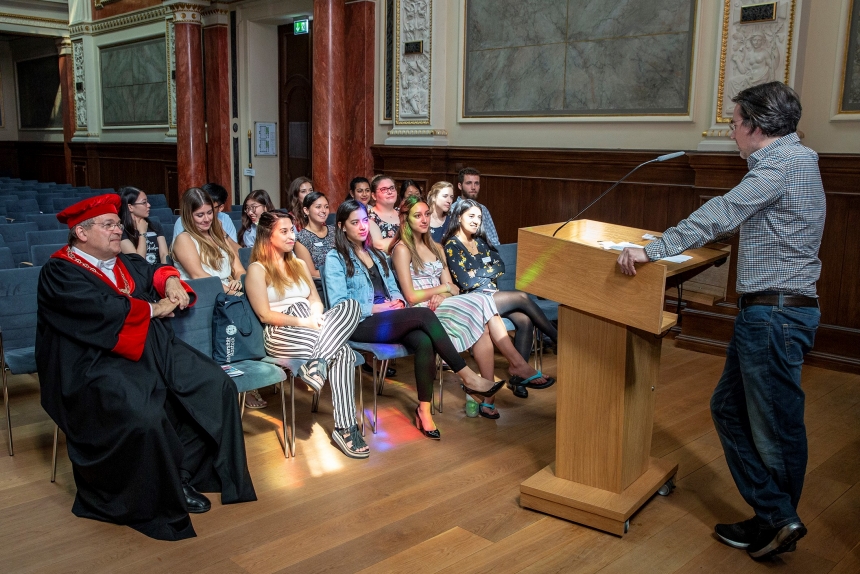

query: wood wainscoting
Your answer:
[371,145,860,374]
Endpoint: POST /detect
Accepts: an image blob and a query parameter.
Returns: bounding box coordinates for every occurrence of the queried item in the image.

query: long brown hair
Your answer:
[390,195,445,272]
[174,187,235,271]
[288,177,313,229]
[249,211,310,298]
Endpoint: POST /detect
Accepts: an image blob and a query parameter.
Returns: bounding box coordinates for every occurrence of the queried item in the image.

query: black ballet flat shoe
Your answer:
[507,381,529,399]
[414,407,441,440]
[460,379,506,398]
[183,483,211,514]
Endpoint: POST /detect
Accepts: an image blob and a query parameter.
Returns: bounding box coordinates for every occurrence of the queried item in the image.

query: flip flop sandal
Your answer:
[331,425,370,459]
[479,402,500,419]
[298,358,327,392]
[509,372,556,390]
[245,389,268,409]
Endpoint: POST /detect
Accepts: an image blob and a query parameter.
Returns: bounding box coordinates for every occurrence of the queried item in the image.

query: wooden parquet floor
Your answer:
[1,340,859,573]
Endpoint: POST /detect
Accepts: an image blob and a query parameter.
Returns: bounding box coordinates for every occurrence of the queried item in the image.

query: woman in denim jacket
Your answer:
[324,199,504,439]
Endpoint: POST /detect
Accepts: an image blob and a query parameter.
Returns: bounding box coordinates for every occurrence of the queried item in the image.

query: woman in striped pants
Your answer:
[245,211,367,458]
[390,196,553,419]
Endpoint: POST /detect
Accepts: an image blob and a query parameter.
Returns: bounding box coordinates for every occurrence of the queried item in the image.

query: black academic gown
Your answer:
[36,250,256,541]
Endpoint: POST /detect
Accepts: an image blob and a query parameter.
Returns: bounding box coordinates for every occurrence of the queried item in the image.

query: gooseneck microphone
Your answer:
[552,151,686,237]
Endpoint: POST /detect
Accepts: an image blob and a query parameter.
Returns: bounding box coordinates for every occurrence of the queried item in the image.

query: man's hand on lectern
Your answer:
[617,247,649,276]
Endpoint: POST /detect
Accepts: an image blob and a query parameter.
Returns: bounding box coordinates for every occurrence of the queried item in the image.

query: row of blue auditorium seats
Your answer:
[0,214,180,268]
[2,194,170,220]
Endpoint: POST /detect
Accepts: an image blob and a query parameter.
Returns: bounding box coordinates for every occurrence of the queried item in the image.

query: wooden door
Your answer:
[278,22,313,209]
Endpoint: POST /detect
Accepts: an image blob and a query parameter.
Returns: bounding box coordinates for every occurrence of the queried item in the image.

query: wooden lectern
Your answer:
[517,220,728,536]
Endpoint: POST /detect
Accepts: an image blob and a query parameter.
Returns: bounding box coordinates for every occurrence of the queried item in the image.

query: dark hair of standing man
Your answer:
[201,182,229,207]
[458,167,480,185]
[731,81,802,138]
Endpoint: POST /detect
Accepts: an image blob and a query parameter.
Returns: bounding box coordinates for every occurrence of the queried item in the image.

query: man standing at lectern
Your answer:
[617,82,825,560]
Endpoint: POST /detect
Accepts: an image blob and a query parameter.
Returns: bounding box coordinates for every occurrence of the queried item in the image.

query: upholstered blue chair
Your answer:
[147,194,168,208]
[238,247,251,270]
[172,277,290,456]
[30,244,64,267]
[24,214,63,230]
[0,266,41,456]
[0,223,39,265]
[52,197,78,212]
[0,247,14,270]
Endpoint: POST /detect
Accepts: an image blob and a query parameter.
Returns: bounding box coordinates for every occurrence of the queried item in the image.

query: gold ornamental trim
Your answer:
[70,6,169,36]
[386,128,448,136]
[0,12,68,30]
[94,0,123,10]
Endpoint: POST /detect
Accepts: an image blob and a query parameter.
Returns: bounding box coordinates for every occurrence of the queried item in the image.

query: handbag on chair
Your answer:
[211,292,265,364]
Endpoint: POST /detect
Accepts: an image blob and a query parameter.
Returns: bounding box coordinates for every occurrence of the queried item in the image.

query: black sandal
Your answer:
[298,358,327,392]
[479,402,500,419]
[331,425,369,458]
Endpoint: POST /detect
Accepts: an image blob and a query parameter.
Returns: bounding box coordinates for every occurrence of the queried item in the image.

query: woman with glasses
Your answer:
[367,174,401,252]
[324,199,504,440]
[287,177,314,232]
[238,189,274,248]
[118,186,168,265]
[295,191,334,279]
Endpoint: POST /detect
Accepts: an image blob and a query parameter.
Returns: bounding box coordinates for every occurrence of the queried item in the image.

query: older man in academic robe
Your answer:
[36,194,256,541]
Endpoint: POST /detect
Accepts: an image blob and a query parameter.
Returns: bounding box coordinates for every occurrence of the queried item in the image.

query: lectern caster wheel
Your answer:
[624,519,630,534]
[657,475,676,497]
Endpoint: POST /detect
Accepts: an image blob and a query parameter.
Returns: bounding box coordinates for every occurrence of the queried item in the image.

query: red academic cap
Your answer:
[57,194,121,228]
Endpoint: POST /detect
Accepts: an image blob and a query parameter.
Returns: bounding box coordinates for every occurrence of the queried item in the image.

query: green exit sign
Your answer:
[294,19,309,35]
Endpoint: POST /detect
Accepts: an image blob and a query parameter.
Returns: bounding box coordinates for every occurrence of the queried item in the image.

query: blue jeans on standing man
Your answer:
[710,296,820,529]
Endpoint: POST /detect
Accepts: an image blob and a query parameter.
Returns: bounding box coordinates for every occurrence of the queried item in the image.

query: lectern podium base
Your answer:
[520,458,678,536]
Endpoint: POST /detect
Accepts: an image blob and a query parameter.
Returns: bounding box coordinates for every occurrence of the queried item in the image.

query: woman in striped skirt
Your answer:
[245,211,368,458]
[391,196,553,419]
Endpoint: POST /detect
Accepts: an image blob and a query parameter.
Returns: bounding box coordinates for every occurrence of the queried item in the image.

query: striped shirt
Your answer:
[644,133,825,297]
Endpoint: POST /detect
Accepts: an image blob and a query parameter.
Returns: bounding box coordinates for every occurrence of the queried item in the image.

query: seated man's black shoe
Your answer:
[507,381,528,399]
[362,363,396,377]
[183,483,211,514]
[747,521,806,560]
[714,517,760,549]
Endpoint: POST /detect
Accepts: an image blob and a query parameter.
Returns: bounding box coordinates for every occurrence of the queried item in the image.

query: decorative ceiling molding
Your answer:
[69,5,169,36]
[94,0,123,10]
[0,12,68,31]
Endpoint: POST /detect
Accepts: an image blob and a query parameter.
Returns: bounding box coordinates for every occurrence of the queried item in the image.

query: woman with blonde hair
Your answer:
[391,195,553,418]
[245,211,367,458]
[172,187,245,295]
[426,181,455,243]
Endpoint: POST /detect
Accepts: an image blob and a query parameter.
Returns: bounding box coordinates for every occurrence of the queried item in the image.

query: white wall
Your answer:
[375,0,860,154]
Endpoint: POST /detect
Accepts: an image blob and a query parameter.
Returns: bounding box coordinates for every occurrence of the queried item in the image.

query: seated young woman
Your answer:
[324,199,504,439]
[427,181,455,244]
[400,179,423,202]
[245,211,367,458]
[391,196,553,418]
[348,177,372,207]
[118,186,168,265]
[238,189,274,248]
[172,189,261,409]
[367,174,400,252]
[287,177,314,232]
[443,199,558,395]
[294,191,335,279]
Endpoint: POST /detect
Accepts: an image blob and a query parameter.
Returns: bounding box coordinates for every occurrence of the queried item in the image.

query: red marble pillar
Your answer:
[57,38,74,185]
[204,20,231,194]
[312,0,347,207]
[345,1,375,189]
[174,10,207,194]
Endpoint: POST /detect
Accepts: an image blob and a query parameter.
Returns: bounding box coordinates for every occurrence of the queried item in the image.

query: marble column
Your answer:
[313,0,347,207]
[173,6,207,194]
[345,1,375,183]
[203,7,231,194]
[56,37,75,184]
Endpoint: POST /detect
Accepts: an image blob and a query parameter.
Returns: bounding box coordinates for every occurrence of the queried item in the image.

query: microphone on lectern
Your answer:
[552,151,686,237]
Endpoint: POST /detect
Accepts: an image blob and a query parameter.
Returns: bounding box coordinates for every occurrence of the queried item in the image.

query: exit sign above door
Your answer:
[294,19,309,35]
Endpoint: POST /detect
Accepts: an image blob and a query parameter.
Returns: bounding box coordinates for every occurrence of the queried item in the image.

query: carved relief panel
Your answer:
[395,0,432,125]
[717,0,798,122]
[72,39,88,130]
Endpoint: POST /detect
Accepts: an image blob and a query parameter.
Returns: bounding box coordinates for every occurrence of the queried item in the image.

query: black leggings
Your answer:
[351,307,467,402]
[493,290,559,361]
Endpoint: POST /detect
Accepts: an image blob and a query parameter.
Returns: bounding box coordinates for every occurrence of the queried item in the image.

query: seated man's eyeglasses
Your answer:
[95,221,123,231]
